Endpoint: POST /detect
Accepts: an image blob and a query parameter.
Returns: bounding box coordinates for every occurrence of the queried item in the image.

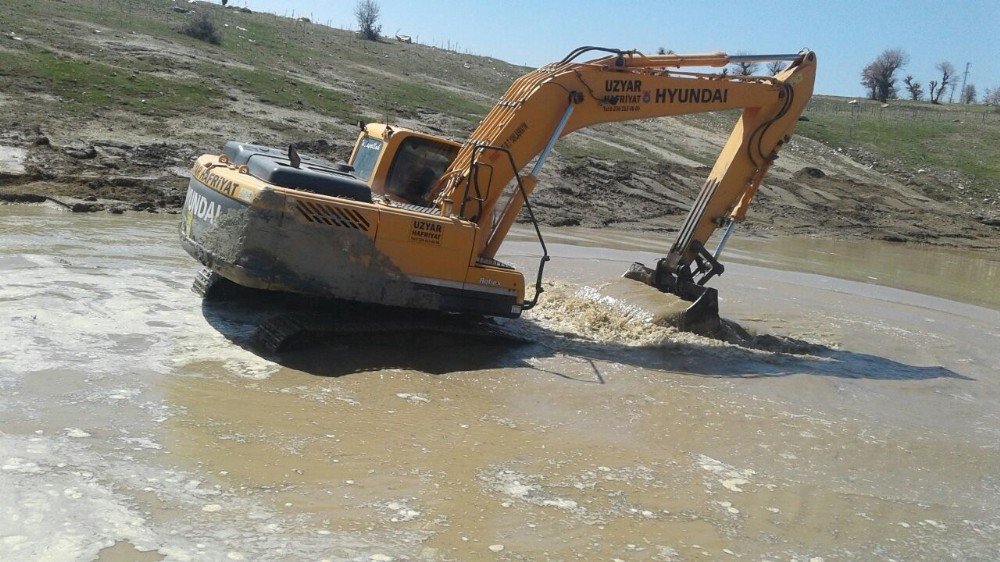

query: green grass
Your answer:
[220,66,357,120]
[798,96,1000,193]
[3,0,179,38]
[366,79,490,120]
[0,47,219,115]
[555,136,645,164]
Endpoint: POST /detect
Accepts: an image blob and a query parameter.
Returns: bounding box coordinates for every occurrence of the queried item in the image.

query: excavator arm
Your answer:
[434,47,816,319]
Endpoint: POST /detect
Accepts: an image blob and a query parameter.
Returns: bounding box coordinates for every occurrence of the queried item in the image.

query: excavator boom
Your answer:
[434,47,816,324]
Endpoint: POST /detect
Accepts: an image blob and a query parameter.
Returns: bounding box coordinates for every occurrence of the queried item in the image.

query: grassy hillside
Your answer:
[2,0,998,190]
[0,0,519,138]
[0,0,997,243]
[798,97,999,198]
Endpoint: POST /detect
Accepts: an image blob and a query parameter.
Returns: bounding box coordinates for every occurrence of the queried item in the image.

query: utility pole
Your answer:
[958,62,971,104]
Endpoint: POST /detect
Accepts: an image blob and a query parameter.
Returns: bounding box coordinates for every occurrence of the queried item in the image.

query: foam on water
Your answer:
[0,209,422,558]
[0,433,159,561]
[518,281,771,358]
[0,429,427,561]
[521,282,684,346]
[0,225,279,391]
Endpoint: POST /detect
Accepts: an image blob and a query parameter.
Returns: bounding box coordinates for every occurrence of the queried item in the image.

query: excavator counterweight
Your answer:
[178,47,816,336]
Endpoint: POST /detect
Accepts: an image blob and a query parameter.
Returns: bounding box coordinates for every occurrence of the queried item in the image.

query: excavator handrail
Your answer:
[469,144,549,310]
[556,46,632,66]
[728,52,805,63]
[556,46,807,69]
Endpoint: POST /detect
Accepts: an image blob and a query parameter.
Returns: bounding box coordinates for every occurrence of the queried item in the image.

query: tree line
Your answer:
[351,3,1000,106]
[862,49,999,105]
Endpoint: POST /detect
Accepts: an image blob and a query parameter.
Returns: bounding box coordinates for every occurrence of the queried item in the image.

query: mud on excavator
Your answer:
[180,47,816,336]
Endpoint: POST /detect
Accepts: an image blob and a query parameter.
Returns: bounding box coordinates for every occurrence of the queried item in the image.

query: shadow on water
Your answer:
[199,290,970,383]
[199,288,536,376]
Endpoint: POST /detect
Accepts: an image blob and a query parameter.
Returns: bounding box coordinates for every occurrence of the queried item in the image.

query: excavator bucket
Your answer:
[681,287,720,332]
[589,262,723,335]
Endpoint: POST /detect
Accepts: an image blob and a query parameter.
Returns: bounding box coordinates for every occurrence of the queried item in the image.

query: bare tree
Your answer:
[766,60,786,75]
[984,87,1000,105]
[860,48,908,102]
[355,0,381,41]
[931,61,955,103]
[728,51,759,76]
[903,75,923,101]
[961,84,977,104]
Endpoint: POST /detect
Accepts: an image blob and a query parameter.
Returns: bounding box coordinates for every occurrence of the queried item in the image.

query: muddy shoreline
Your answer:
[2,128,998,249]
[1,0,996,251]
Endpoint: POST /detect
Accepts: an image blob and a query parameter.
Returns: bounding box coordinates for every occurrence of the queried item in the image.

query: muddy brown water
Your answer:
[507,226,1000,309]
[1,205,998,561]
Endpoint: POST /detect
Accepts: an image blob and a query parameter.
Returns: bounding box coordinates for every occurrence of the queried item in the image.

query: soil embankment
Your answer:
[1,0,997,248]
[3,124,998,249]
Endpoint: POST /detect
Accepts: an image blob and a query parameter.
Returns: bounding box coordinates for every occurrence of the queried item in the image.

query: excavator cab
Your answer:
[348,124,460,205]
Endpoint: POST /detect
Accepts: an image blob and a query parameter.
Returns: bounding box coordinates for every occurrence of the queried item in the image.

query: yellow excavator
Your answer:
[180,47,816,333]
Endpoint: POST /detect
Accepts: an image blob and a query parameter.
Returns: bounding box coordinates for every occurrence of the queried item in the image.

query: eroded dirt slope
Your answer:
[1,0,997,248]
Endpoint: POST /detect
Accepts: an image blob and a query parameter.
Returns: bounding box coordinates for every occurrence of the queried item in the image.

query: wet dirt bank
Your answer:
[2,126,998,250]
[1,206,998,560]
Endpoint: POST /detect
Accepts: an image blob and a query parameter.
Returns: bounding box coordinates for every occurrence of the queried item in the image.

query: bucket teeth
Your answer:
[622,262,657,286]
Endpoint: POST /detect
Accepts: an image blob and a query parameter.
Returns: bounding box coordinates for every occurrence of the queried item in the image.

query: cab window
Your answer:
[385,137,459,204]
[350,136,383,181]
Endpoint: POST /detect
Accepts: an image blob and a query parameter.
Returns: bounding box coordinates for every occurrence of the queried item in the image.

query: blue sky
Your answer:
[244,0,999,99]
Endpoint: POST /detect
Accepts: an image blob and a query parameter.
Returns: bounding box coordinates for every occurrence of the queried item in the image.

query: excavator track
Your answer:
[191,267,242,300]
[254,314,308,353]
[191,268,216,296]
[193,269,529,353]
[252,310,529,353]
